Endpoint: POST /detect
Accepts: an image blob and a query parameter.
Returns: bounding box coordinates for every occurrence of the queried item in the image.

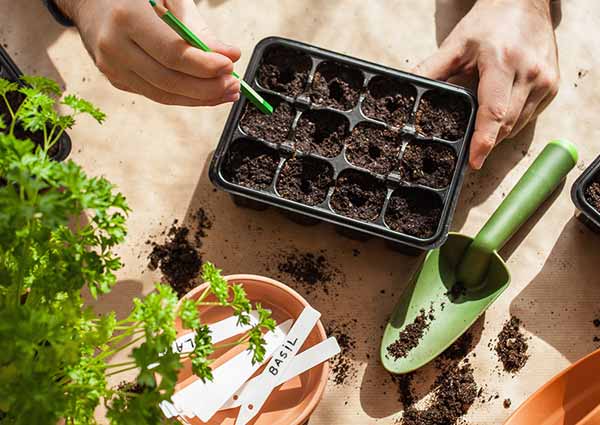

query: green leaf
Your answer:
[20,75,61,96]
[0,78,19,96]
[179,298,201,330]
[201,262,229,305]
[62,94,106,124]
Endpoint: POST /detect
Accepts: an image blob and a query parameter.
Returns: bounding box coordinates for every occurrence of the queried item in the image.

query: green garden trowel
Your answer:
[381,139,578,374]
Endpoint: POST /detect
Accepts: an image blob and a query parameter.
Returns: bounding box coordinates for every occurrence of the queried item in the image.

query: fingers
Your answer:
[496,80,529,143]
[413,42,466,81]
[509,74,559,138]
[126,2,235,79]
[469,63,515,170]
[113,71,239,107]
[117,39,240,102]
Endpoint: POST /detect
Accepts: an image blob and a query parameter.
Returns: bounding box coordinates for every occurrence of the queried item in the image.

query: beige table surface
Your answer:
[2,0,600,424]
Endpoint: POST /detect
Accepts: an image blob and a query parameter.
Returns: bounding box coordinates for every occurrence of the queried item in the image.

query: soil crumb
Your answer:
[391,372,416,407]
[495,317,529,373]
[503,398,512,409]
[326,319,358,385]
[193,207,213,245]
[401,363,478,425]
[387,306,434,360]
[148,220,202,298]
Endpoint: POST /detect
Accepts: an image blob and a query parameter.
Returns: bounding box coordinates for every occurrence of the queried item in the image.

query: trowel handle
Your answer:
[457,139,578,288]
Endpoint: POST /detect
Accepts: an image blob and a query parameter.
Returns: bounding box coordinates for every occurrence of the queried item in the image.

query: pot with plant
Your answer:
[0,76,276,425]
[0,45,71,161]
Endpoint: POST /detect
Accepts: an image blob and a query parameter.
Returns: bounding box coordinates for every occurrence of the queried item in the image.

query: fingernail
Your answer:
[472,155,485,170]
[224,92,240,103]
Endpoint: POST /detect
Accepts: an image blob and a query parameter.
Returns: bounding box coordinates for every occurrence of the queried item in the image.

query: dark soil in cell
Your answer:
[293,110,347,158]
[222,140,280,190]
[148,221,202,298]
[416,91,470,141]
[346,123,405,175]
[257,46,312,97]
[330,171,387,222]
[276,157,333,205]
[399,142,457,189]
[402,363,478,425]
[362,77,416,127]
[385,188,442,239]
[386,306,434,360]
[309,62,363,111]
[495,316,529,373]
[240,98,295,144]
[585,180,600,213]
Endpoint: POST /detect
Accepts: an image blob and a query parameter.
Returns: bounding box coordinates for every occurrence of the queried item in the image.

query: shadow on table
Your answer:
[510,217,600,363]
[1,0,68,87]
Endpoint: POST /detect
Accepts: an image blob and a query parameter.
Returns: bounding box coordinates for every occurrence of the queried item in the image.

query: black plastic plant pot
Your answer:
[571,155,600,233]
[0,45,72,162]
[209,37,478,253]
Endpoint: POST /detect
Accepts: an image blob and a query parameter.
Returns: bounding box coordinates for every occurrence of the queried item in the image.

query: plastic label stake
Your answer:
[171,319,293,422]
[235,307,321,425]
[221,336,340,410]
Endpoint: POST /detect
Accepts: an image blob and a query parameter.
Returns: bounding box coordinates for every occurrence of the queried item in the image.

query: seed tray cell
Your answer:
[210,37,477,252]
[572,155,600,233]
[0,45,72,162]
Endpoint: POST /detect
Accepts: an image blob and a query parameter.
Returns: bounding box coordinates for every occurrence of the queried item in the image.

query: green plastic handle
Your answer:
[457,139,578,288]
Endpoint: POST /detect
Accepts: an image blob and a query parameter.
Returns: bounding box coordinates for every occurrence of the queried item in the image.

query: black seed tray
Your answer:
[0,45,72,162]
[571,155,600,233]
[210,37,477,252]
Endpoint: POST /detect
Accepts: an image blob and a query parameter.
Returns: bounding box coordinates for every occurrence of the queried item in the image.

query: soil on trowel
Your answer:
[585,180,600,213]
[293,110,347,158]
[495,316,529,373]
[385,188,442,239]
[257,46,312,97]
[326,319,358,385]
[276,157,333,206]
[415,91,470,141]
[345,123,405,175]
[387,306,435,360]
[330,170,387,222]
[362,77,416,128]
[401,363,478,425]
[399,142,457,189]
[222,140,280,190]
[148,220,202,298]
[309,62,363,111]
[240,99,295,144]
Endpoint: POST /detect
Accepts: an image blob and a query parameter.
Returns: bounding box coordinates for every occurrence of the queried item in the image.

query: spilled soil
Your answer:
[326,319,358,385]
[495,316,529,373]
[274,249,342,295]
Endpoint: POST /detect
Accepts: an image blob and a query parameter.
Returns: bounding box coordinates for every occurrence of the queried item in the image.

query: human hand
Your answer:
[55,0,241,106]
[414,0,559,169]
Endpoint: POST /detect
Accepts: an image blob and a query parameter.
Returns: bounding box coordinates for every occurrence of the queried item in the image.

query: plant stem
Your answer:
[105,361,137,370]
[99,335,145,361]
[106,365,138,377]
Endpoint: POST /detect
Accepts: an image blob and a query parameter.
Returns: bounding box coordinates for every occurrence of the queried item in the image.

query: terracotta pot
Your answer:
[504,348,600,425]
[174,274,329,425]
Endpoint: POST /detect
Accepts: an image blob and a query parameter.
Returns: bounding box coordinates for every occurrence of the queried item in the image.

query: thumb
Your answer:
[166,0,241,63]
[413,42,464,81]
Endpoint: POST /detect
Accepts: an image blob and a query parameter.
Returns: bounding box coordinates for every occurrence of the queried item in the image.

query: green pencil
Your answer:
[149,0,273,115]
